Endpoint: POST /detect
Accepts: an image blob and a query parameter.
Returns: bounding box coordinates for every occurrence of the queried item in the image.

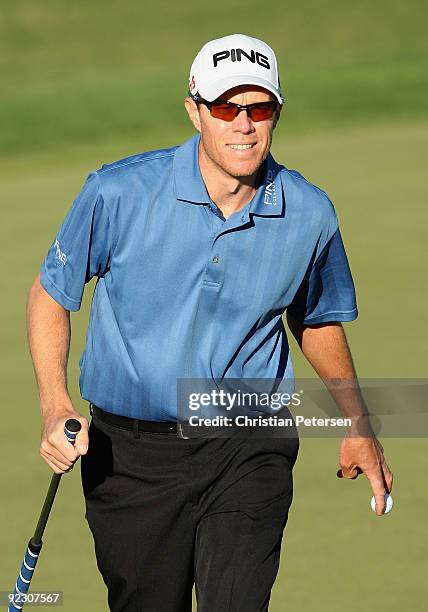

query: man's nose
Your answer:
[232,109,255,133]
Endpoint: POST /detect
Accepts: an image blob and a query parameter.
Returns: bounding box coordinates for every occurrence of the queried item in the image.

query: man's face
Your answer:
[185,85,281,179]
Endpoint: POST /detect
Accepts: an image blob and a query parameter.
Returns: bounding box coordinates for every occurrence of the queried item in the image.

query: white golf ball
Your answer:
[371,493,393,514]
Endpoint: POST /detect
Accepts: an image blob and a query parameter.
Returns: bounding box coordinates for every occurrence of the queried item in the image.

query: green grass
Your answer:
[1,0,427,155]
[1,2,427,609]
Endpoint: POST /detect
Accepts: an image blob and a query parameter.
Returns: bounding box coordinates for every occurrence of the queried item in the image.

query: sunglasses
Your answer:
[192,94,279,122]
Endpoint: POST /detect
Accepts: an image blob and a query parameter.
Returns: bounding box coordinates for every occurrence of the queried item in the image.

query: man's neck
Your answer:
[198,144,263,219]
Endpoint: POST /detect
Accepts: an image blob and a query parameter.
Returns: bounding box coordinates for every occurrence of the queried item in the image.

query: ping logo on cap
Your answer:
[212,48,270,69]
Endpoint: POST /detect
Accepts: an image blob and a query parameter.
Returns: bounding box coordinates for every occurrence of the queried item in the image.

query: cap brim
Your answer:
[199,75,284,105]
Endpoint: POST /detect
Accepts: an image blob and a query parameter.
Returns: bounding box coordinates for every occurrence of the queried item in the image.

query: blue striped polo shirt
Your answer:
[40,134,357,420]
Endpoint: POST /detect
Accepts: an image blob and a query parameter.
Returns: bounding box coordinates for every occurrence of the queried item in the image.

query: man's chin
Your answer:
[230,170,259,178]
[223,160,264,179]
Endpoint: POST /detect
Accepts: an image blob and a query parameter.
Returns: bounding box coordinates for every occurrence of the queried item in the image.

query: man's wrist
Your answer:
[346,414,374,438]
[40,395,75,419]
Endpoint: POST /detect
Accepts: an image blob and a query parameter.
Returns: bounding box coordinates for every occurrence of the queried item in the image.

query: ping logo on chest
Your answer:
[212,49,270,69]
[264,170,277,206]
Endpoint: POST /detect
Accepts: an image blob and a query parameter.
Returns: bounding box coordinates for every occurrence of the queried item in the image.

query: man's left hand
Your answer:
[338,434,393,516]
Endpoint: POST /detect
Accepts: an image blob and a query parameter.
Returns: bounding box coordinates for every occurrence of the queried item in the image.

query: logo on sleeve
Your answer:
[54,239,67,266]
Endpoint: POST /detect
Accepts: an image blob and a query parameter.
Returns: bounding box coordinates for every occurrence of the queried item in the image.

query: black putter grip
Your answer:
[64,418,81,444]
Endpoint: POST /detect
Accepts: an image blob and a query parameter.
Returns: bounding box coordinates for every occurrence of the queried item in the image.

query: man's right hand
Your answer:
[40,411,89,474]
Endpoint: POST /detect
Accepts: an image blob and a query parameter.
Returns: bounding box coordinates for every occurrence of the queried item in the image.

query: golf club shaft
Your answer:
[33,473,62,544]
[8,419,81,612]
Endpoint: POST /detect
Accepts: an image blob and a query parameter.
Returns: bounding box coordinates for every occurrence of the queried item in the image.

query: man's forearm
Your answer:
[286,313,370,427]
[27,275,74,417]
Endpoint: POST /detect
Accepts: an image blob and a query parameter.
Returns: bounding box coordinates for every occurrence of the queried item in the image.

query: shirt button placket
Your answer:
[204,249,222,286]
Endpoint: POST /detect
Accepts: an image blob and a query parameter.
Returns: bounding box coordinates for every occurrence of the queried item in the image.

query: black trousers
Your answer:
[81,411,299,612]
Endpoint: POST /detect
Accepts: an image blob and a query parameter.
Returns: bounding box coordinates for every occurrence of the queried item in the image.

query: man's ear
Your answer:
[272,105,282,130]
[184,97,201,133]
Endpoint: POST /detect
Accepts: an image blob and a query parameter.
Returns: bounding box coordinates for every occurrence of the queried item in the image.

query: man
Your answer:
[27,34,392,611]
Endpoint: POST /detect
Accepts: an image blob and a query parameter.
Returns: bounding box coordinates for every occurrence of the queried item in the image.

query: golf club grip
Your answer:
[64,418,82,443]
[8,539,42,611]
[8,419,82,610]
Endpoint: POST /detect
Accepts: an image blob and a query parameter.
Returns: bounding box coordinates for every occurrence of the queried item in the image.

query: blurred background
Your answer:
[1,1,427,609]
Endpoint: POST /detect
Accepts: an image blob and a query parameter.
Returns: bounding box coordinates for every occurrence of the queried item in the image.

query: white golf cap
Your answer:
[189,34,284,104]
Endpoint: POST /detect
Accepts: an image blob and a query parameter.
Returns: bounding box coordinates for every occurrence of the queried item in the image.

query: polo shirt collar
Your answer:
[249,153,285,218]
[173,134,284,217]
[174,134,211,204]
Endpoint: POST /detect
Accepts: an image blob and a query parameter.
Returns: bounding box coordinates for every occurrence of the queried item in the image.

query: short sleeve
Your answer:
[287,228,358,324]
[40,172,111,311]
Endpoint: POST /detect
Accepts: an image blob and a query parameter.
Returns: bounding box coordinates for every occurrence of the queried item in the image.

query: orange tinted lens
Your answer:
[249,104,276,121]
[209,102,277,121]
[210,103,237,121]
